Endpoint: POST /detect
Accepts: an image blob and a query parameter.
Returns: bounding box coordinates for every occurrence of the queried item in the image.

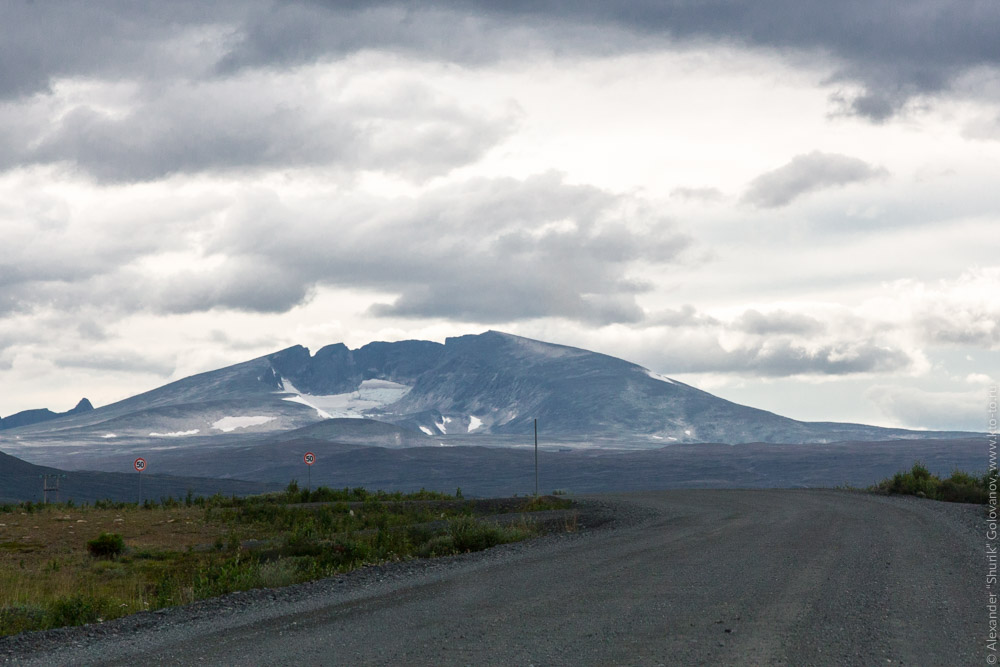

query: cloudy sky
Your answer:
[2,0,998,431]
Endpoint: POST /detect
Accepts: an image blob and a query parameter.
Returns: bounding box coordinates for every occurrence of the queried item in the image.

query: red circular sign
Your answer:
[134,457,146,472]
[303,452,315,466]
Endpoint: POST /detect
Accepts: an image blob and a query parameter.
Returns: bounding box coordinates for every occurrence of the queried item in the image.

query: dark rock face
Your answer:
[0,398,94,430]
[266,340,447,395]
[0,408,59,430]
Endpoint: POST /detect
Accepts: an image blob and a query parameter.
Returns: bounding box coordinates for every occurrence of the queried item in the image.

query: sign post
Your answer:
[303,452,315,492]
[134,457,146,504]
[534,418,538,497]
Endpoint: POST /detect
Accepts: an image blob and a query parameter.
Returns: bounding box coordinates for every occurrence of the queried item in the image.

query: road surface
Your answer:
[4,489,985,665]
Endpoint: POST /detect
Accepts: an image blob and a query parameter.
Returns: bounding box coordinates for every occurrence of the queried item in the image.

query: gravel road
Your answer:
[2,489,986,666]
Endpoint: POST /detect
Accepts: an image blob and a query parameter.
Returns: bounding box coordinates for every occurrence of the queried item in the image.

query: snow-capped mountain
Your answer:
[0,331,974,475]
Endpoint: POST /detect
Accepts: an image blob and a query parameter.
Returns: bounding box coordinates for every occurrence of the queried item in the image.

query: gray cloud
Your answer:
[918,312,1000,348]
[609,304,913,377]
[0,173,690,326]
[742,151,888,208]
[154,257,314,314]
[0,74,514,182]
[0,1,246,100]
[743,339,911,376]
[202,173,691,324]
[652,336,913,377]
[4,1,999,122]
[223,1,1000,120]
[52,351,175,376]
[736,309,825,336]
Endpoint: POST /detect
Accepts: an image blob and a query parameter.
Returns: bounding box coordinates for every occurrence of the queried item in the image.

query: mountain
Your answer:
[0,398,93,431]
[0,331,975,480]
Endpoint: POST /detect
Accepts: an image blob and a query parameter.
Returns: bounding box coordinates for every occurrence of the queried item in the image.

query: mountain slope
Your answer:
[0,331,974,461]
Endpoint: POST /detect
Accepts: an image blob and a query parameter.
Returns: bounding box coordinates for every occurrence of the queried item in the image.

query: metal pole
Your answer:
[138,470,142,505]
[534,419,539,496]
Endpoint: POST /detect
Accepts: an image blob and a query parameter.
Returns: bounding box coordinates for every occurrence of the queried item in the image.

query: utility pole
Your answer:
[41,474,65,504]
[534,418,539,497]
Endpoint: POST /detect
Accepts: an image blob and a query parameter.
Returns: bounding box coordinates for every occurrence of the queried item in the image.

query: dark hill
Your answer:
[0,398,93,431]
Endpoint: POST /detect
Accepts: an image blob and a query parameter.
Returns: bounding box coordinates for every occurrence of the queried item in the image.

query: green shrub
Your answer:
[257,559,299,588]
[448,516,531,553]
[940,469,989,503]
[416,535,455,558]
[0,604,46,635]
[876,462,993,504]
[87,532,125,559]
[46,593,109,627]
[192,554,260,599]
[329,539,372,566]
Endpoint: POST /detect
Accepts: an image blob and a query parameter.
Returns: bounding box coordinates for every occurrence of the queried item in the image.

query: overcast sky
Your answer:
[2,0,998,431]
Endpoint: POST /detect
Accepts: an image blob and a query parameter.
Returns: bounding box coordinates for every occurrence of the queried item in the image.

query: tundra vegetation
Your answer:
[873,461,995,504]
[0,483,572,636]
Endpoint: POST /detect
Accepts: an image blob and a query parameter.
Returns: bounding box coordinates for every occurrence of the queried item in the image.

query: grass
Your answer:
[0,485,573,637]
[872,461,996,504]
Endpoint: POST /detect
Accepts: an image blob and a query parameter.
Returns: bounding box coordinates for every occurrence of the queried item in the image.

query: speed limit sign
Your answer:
[134,457,147,472]
[303,452,315,466]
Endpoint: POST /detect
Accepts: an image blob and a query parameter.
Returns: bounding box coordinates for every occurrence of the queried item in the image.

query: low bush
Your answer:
[415,535,455,558]
[46,593,110,628]
[192,554,259,599]
[0,604,46,636]
[874,462,992,504]
[86,533,125,559]
[448,516,531,553]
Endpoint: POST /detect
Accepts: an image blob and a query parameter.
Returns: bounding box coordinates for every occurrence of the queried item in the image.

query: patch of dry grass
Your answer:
[0,490,571,636]
[0,505,226,625]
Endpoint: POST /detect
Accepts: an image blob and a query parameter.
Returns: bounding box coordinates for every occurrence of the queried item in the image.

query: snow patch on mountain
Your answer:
[505,334,585,359]
[279,378,412,419]
[468,416,483,432]
[419,426,433,436]
[435,416,452,434]
[283,393,333,419]
[149,429,200,437]
[101,433,117,439]
[213,416,275,432]
[645,370,676,384]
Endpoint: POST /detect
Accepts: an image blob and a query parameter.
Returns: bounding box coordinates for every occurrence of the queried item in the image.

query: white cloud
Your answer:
[870,268,1000,350]
[865,384,989,431]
